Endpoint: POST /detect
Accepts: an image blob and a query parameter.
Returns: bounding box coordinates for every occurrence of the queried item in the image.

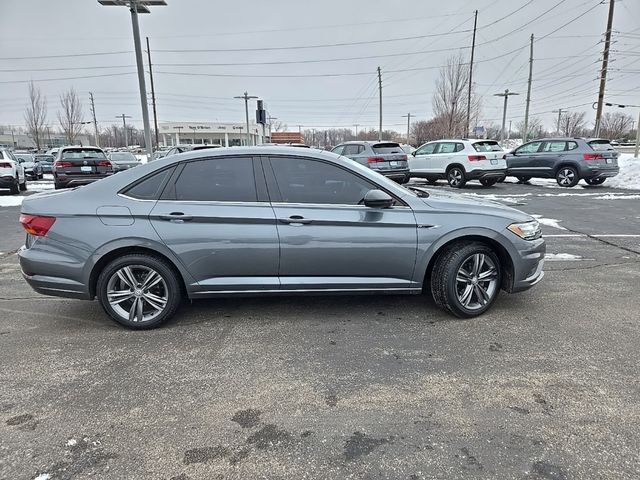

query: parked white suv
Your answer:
[409,139,506,188]
[0,149,27,194]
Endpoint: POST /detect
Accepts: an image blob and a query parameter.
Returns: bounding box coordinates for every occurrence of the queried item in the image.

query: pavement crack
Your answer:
[559,225,640,255]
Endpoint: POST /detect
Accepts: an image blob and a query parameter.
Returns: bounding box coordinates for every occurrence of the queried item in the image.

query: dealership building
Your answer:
[158,121,270,147]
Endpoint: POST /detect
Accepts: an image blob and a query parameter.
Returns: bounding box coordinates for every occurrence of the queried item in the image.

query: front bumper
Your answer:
[510,236,546,293]
[466,168,507,181]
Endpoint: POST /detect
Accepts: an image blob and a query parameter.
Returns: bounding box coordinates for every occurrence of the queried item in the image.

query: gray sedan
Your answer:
[19,147,545,329]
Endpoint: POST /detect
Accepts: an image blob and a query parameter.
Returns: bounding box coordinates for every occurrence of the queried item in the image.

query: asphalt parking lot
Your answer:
[1,178,639,479]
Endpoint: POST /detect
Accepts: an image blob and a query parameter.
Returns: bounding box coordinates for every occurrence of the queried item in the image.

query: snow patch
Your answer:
[546,253,583,261]
[593,194,640,200]
[33,474,51,480]
[607,154,640,190]
[532,214,566,230]
[0,195,25,208]
[66,438,77,447]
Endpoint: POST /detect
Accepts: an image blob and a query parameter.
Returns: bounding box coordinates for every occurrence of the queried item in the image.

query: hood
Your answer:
[415,188,532,223]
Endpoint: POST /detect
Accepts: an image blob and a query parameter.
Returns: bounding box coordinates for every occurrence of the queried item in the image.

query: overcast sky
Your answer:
[1,0,638,134]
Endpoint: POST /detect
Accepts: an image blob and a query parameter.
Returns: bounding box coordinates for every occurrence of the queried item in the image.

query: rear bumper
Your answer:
[584,166,619,179]
[466,168,507,180]
[377,169,410,181]
[0,175,17,188]
[54,174,110,187]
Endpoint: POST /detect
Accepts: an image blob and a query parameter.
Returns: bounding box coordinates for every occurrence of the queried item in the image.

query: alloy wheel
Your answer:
[106,265,168,323]
[448,169,463,186]
[557,168,575,186]
[455,253,499,311]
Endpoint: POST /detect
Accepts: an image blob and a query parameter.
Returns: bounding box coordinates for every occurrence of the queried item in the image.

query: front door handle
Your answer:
[159,212,193,223]
[279,215,312,225]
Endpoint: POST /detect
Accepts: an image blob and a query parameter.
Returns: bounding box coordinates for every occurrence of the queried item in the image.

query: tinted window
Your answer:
[516,141,543,154]
[588,139,615,151]
[125,167,174,200]
[343,144,363,155]
[473,141,503,152]
[437,142,457,154]
[270,157,376,205]
[542,141,567,152]
[372,143,402,154]
[331,145,345,155]
[62,148,106,159]
[174,158,256,202]
[415,143,436,155]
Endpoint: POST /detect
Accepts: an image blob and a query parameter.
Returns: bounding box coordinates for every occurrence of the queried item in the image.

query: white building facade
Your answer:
[159,121,270,147]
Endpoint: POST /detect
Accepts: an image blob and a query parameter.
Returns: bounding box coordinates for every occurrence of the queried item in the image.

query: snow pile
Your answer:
[532,214,566,230]
[608,154,640,190]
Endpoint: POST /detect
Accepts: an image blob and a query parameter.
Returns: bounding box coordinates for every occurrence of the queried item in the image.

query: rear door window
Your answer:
[542,141,567,152]
[473,141,503,152]
[343,144,364,155]
[436,142,457,154]
[371,143,402,154]
[173,158,257,202]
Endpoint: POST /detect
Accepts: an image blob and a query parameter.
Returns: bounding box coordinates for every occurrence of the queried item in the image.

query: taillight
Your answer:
[400,155,408,161]
[53,161,73,169]
[468,155,487,161]
[583,153,603,160]
[19,214,56,237]
[367,156,385,163]
[98,160,112,167]
[0,162,12,168]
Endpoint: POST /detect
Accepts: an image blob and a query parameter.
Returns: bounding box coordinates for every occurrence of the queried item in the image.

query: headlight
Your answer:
[507,220,541,240]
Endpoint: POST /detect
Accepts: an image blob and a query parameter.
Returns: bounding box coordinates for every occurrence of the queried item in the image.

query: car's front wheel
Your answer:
[556,166,579,187]
[585,177,606,186]
[447,167,466,188]
[430,242,502,318]
[97,254,182,329]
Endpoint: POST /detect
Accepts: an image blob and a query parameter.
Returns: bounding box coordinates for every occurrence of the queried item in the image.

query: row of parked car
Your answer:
[330,137,620,188]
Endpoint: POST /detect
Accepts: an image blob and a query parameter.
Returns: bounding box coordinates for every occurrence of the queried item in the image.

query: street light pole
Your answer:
[552,109,567,136]
[402,113,412,145]
[494,89,519,142]
[234,92,258,146]
[98,0,166,161]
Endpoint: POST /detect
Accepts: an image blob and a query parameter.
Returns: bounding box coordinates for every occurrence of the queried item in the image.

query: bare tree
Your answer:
[272,121,288,132]
[515,117,543,139]
[433,54,481,137]
[599,112,633,140]
[555,111,587,137]
[57,87,84,145]
[24,81,48,151]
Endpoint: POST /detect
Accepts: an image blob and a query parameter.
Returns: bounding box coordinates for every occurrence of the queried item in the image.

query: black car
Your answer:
[53,146,114,189]
[34,154,54,174]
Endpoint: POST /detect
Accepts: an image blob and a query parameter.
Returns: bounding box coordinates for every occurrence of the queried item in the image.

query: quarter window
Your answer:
[124,167,175,200]
[269,157,376,205]
[174,158,257,202]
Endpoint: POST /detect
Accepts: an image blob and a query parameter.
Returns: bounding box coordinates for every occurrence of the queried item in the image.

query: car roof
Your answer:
[340,140,400,145]
[60,145,103,150]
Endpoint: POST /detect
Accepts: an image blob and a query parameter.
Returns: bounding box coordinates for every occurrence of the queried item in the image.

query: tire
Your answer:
[9,179,19,195]
[54,182,63,190]
[497,175,506,183]
[19,179,27,191]
[516,176,531,183]
[585,177,606,186]
[479,178,498,187]
[556,166,579,187]
[430,242,502,318]
[96,253,182,329]
[446,167,466,188]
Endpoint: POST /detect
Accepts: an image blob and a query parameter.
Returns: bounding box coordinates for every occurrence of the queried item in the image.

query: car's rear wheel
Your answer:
[430,242,502,318]
[585,177,606,186]
[447,167,466,188]
[97,254,182,329]
[479,178,498,187]
[556,166,579,187]
[516,176,531,183]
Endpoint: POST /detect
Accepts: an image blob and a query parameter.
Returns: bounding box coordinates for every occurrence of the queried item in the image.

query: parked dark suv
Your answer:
[53,146,114,189]
[505,138,619,187]
[331,141,410,183]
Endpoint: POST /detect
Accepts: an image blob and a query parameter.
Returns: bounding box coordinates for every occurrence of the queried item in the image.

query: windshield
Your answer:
[62,148,106,159]
[15,154,34,161]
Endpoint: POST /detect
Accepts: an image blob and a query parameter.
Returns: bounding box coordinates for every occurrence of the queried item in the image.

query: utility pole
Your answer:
[189,126,197,144]
[146,36,159,150]
[353,123,360,139]
[466,9,478,136]
[402,113,413,144]
[234,91,258,146]
[89,92,99,147]
[116,114,132,147]
[267,115,277,141]
[494,89,519,142]
[377,66,383,141]
[594,0,616,136]
[507,120,512,140]
[553,108,567,136]
[523,34,534,142]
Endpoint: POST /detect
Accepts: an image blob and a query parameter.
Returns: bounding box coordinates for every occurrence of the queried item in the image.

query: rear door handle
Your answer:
[279,215,312,225]
[159,212,193,223]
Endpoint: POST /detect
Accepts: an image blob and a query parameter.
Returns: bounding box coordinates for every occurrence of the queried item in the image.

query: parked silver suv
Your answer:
[331,141,410,183]
[19,147,545,329]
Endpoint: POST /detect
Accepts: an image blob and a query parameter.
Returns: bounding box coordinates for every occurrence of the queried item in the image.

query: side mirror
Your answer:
[363,189,394,209]
[411,151,417,156]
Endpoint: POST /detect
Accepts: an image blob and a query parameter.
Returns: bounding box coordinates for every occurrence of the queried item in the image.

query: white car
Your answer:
[0,149,27,194]
[409,139,507,188]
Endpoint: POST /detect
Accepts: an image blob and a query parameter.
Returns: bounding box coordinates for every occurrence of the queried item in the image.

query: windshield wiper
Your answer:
[405,185,430,198]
